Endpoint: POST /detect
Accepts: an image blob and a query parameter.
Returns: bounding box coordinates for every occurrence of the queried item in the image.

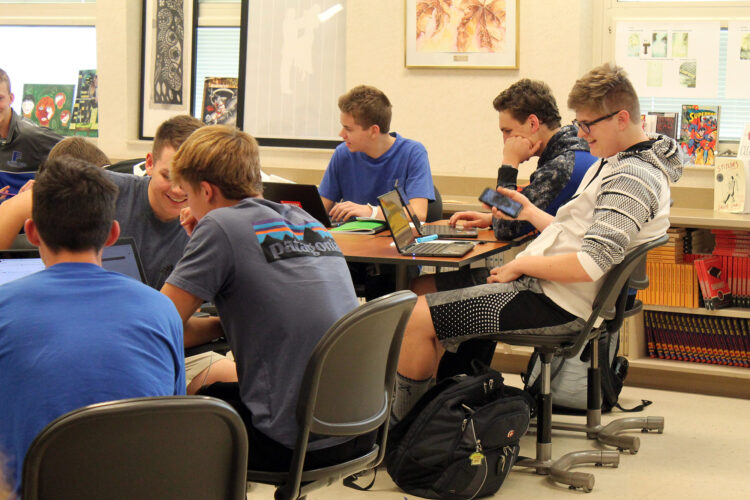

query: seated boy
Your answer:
[392,63,683,421]
[161,125,369,471]
[319,85,434,222]
[0,157,185,495]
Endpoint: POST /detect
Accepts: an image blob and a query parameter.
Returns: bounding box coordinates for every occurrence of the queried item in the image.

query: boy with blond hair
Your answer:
[162,125,370,470]
[392,63,683,421]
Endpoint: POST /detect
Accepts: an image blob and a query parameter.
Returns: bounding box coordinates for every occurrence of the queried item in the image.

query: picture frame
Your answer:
[405,0,519,69]
[139,0,198,140]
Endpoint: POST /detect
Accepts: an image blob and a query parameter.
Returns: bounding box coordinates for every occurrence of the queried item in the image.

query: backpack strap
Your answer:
[614,399,653,412]
[343,470,377,491]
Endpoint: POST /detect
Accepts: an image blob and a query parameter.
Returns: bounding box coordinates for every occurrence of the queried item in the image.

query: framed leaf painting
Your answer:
[405,0,519,69]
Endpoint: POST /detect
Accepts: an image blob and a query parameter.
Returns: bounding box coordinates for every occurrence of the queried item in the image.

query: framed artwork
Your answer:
[139,0,198,140]
[405,0,519,69]
[70,69,98,137]
[200,77,238,127]
[21,84,75,136]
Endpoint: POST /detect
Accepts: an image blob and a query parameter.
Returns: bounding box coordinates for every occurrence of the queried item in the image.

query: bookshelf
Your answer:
[493,208,750,400]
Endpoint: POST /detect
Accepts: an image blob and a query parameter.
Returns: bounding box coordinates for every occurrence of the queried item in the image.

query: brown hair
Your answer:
[171,125,261,200]
[0,68,10,94]
[48,137,110,167]
[492,79,561,129]
[152,115,204,161]
[567,63,641,124]
[338,85,392,133]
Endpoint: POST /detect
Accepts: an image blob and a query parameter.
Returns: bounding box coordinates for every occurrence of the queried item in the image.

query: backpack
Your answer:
[385,367,533,500]
[524,328,650,413]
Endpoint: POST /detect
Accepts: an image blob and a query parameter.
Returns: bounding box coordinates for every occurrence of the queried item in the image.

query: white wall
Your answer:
[93,0,595,182]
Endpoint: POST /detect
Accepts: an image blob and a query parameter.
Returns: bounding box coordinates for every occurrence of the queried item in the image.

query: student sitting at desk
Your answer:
[392,63,683,422]
[161,125,369,471]
[0,157,185,495]
[0,115,235,393]
[319,84,434,222]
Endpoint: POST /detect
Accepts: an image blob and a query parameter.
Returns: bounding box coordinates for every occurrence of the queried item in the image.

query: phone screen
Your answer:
[479,188,522,218]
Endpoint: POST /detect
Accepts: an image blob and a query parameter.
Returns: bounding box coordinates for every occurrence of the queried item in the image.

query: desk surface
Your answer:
[332,225,514,269]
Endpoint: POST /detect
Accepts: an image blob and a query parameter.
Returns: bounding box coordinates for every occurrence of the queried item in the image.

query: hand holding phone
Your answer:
[478,187,523,218]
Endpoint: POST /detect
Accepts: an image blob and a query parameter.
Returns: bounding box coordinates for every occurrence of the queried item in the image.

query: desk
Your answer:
[332,225,520,290]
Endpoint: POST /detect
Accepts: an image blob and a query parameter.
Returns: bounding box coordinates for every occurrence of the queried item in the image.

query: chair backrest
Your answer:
[426,184,443,222]
[562,234,668,358]
[22,396,248,500]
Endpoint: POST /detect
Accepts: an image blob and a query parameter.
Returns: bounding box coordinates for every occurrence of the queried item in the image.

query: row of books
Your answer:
[644,311,750,368]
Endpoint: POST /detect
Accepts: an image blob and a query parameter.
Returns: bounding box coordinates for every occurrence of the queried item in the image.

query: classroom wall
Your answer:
[95,0,595,183]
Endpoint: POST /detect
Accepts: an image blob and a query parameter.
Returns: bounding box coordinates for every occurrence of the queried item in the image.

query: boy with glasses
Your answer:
[392,63,683,421]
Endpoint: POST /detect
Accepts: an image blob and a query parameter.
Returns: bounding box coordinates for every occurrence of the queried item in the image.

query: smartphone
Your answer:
[479,187,523,218]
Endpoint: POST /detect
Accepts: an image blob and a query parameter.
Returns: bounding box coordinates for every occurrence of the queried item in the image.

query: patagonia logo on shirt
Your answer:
[255,218,343,262]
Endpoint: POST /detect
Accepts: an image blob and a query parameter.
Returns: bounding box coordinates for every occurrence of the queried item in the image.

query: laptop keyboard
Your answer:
[412,242,453,253]
[422,225,474,235]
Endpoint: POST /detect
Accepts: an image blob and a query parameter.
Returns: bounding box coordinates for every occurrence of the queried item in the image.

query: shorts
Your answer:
[434,267,491,291]
[426,276,585,352]
[184,350,234,387]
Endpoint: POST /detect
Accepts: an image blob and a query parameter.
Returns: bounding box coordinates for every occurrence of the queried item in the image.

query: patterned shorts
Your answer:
[426,276,586,352]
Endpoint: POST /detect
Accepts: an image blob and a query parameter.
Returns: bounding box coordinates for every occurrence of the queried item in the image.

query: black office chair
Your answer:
[246,290,418,500]
[484,234,668,492]
[426,184,443,222]
[105,158,145,174]
[22,396,248,500]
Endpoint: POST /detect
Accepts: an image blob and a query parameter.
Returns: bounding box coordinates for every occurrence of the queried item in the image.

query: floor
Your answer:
[246,380,750,499]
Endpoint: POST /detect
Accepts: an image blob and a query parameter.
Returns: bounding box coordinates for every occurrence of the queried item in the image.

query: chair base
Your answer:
[514,447,620,493]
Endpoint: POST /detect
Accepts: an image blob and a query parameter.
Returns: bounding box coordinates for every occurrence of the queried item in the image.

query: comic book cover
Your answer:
[648,111,678,140]
[70,69,98,137]
[201,77,238,127]
[714,157,750,213]
[679,104,719,166]
[21,83,75,136]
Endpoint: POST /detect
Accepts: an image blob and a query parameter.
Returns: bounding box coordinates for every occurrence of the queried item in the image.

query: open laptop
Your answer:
[0,237,147,286]
[262,182,339,228]
[378,190,475,257]
[393,182,477,238]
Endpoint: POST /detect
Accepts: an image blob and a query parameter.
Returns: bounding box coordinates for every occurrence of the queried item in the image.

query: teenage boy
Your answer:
[319,85,434,222]
[0,157,185,495]
[0,68,62,197]
[161,125,369,471]
[391,63,683,421]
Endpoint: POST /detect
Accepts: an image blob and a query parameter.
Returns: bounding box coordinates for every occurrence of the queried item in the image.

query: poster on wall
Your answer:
[21,84,75,136]
[201,77,238,127]
[725,21,750,99]
[139,0,196,139]
[70,69,98,137]
[615,20,720,99]
[404,0,519,69]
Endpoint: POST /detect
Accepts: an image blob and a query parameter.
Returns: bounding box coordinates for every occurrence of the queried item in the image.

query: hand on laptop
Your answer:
[180,207,198,236]
[328,201,372,222]
[449,211,492,229]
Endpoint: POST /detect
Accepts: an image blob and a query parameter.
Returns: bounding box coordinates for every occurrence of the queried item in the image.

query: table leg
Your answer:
[395,264,409,291]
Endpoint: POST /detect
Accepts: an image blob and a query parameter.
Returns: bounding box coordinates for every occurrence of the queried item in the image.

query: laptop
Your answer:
[0,238,147,286]
[262,182,339,228]
[393,182,478,238]
[378,190,475,257]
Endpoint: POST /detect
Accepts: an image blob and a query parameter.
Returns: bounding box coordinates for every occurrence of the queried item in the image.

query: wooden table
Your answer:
[331,225,521,290]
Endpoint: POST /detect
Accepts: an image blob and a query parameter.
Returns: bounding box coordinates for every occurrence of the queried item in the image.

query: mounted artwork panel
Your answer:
[405,0,519,69]
[139,0,197,140]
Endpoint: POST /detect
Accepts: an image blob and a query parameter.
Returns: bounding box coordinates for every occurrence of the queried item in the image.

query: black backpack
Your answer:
[524,328,650,413]
[385,367,533,499]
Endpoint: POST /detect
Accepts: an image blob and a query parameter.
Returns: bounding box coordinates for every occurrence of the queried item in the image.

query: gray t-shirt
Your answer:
[104,170,189,289]
[166,198,358,448]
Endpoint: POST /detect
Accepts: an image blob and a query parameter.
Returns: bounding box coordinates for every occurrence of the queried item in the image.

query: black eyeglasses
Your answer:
[572,110,620,134]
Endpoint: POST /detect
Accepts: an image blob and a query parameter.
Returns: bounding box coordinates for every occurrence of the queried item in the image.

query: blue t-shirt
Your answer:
[318,132,434,205]
[0,263,185,494]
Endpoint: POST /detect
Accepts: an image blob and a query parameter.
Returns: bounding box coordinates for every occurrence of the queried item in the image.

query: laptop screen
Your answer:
[379,190,415,250]
[0,238,146,286]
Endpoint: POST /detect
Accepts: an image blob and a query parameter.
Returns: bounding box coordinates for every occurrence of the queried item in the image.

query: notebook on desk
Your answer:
[0,238,147,286]
[262,182,339,228]
[378,190,475,257]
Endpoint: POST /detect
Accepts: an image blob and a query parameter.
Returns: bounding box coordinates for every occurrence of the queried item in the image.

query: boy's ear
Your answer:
[145,152,154,176]
[527,114,540,132]
[104,220,121,247]
[24,219,41,247]
[200,181,216,201]
[368,123,381,138]
[617,109,631,129]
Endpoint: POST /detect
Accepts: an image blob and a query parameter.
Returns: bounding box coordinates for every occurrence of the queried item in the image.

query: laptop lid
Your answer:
[0,238,147,286]
[378,190,418,253]
[262,182,333,227]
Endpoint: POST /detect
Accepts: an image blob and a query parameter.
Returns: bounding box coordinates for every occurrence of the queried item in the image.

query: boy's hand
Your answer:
[449,211,491,228]
[0,185,9,201]
[488,186,532,221]
[179,207,198,236]
[329,201,371,222]
[18,179,35,193]
[502,136,542,167]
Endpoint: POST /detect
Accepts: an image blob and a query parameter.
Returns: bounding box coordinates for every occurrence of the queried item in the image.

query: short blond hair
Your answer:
[48,137,110,168]
[153,114,204,161]
[171,125,261,200]
[567,63,641,124]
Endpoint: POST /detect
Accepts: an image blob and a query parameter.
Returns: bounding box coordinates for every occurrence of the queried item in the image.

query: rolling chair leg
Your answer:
[515,352,618,492]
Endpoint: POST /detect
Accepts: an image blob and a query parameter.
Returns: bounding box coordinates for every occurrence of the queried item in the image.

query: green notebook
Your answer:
[329,220,387,234]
